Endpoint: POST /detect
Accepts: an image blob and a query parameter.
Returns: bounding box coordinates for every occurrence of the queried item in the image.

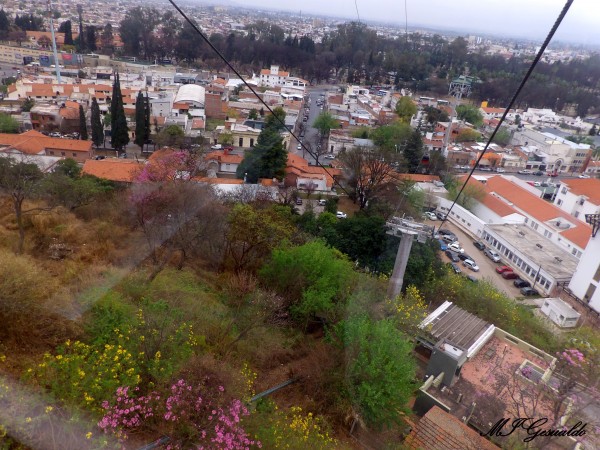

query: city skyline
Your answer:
[230,0,599,45]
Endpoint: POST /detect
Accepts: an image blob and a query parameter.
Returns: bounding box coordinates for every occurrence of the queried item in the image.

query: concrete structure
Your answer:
[553,178,600,220]
[540,298,581,328]
[259,65,290,88]
[567,217,600,313]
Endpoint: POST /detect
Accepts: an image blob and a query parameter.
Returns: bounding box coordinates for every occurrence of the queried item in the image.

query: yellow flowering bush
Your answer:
[389,284,429,336]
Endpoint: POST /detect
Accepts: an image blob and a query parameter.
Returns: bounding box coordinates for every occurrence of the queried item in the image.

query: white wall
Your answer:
[554,184,600,219]
[568,234,600,313]
[436,197,486,238]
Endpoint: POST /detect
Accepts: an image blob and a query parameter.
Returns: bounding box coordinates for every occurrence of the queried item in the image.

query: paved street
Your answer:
[290,86,331,165]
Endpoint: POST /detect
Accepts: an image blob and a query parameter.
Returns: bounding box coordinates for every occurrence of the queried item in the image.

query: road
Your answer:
[290,86,330,165]
[426,219,525,298]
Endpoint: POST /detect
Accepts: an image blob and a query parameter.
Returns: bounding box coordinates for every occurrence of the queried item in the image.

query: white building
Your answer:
[540,298,580,328]
[553,178,600,220]
[568,222,600,313]
[259,65,290,88]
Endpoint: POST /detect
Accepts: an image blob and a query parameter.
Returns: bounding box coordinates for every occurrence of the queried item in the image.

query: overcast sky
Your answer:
[230,0,599,45]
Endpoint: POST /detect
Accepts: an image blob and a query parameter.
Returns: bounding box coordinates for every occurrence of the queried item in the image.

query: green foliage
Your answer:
[110,73,129,151]
[492,126,511,145]
[21,98,35,113]
[351,127,370,139]
[45,171,113,211]
[90,97,104,147]
[327,214,387,268]
[78,105,88,140]
[456,104,483,127]
[336,315,416,428]
[424,106,449,126]
[156,124,185,148]
[404,129,424,173]
[52,158,81,178]
[134,91,149,149]
[455,128,482,142]
[395,96,417,123]
[313,111,340,137]
[260,240,355,324]
[370,122,412,151]
[324,197,338,214]
[445,175,485,210]
[248,109,258,120]
[0,114,19,133]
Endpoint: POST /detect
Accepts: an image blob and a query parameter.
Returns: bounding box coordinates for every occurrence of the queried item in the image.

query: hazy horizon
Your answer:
[222,0,599,45]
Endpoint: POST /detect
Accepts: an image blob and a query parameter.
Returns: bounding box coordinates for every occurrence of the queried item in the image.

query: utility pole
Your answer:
[386,217,431,299]
[46,0,61,83]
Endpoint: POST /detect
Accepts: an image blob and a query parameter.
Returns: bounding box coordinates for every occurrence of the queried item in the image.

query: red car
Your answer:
[502,271,520,280]
[495,266,512,274]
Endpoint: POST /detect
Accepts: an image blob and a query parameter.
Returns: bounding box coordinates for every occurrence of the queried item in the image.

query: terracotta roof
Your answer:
[393,173,441,183]
[191,119,205,129]
[194,177,243,185]
[173,102,190,110]
[285,153,340,188]
[260,68,289,77]
[561,178,600,205]
[213,78,227,85]
[481,107,505,114]
[205,151,243,164]
[0,131,92,155]
[82,159,143,183]
[59,106,79,120]
[404,406,499,450]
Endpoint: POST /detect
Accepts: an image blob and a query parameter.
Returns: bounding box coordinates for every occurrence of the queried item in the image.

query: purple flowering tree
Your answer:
[99,380,260,449]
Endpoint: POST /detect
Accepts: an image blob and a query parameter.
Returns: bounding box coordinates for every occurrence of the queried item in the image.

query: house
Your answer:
[540,298,580,328]
[404,406,499,450]
[205,149,243,178]
[285,153,341,191]
[567,222,600,313]
[259,65,290,88]
[553,178,600,220]
[81,159,144,183]
[0,130,92,162]
[413,302,583,449]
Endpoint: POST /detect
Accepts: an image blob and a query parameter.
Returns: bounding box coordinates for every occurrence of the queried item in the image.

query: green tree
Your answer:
[155,125,184,148]
[445,175,486,210]
[514,114,521,126]
[313,111,340,138]
[455,128,482,142]
[86,25,97,52]
[78,105,88,140]
[456,104,483,127]
[404,129,424,173]
[492,126,511,145]
[370,122,412,152]
[337,315,416,428]
[237,109,288,183]
[90,97,104,147]
[58,19,73,45]
[21,98,35,112]
[134,91,148,150]
[395,96,417,123]
[110,73,129,151]
[0,114,19,133]
[424,106,449,126]
[76,5,86,52]
[101,22,114,53]
[0,157,45,253]
[589,124,597,136]
[0,9,11,39]
[260,240,355,325]
[248,109,258,120]
[326,215,387,268]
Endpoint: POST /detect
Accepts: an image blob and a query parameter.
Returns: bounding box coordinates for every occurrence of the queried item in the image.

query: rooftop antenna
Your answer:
[46,0,62,83]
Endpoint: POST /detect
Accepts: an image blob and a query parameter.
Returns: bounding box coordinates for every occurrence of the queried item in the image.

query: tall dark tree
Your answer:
[134,91,148,150]
[76,4,86,52]
[14,14,44,31]
[110,73,129,151]
[100,23,113,53]
[86,25,97,52]
[0,9,10,39]
[58,20,73,45]
[78,105,88,140]
[404,129,424,174]
[90,97,103,147]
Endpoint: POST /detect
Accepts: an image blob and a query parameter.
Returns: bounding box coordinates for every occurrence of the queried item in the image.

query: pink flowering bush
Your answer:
[98,380,260,449]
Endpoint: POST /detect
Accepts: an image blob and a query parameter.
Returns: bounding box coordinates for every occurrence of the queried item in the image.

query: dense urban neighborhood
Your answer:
[0,0,599,449]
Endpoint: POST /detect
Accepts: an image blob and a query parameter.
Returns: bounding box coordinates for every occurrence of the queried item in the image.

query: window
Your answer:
[561,187,567,194]
[61,152,65,156]
[593,264,600,282]
[72,153,77,157]
[250,139,254,147]
[574,211,579,218]
[557,199,563,206]
[239,138,243,147]
[584,284,596,302]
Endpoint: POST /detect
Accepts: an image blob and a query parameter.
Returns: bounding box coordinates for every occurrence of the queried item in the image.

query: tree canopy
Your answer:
[456,104,483,127]
[395,97,417,123]
[0,114,19,133]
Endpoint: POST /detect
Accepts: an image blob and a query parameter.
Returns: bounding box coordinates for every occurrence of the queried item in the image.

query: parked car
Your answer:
[534,170,544,176]
[336,211,347,219]
[297,144,302,150]
[324,154,335,160]
[578,174,590,179]
[458,253,474,262]
[438,228,454,236]
[514,279,531,288]
[318,199,327,206]
[495,167,505,173]
[437,239,448,251]
[463,259,480,272]
[484,248,501,262]
[479,166,492,172]
[210,144,223,150]
[520,287,540,296]
[502,271,520,280]
[445,250,460,262]
[518,169,532,174]
[448,242,464,254]
[473,240,486,250]
[466,275,478,283]
[436,211,446,220]
[495,265,513,274]
[295,198,303,205]
[424,211,437,220]
[450,262,462,274]
[442,234,458,244]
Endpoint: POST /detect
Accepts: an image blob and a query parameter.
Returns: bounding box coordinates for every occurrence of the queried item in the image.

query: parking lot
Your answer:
[428,219,529,299]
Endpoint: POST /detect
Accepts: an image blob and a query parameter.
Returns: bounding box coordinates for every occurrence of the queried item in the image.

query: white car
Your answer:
[448,242,464,254]
[578,174,590,179]
[424,212,437,220]
[484,248,501,262]
[297,144,302,150]
[463,259,480,272]
[495,167,505,173]
[336,211,347,219]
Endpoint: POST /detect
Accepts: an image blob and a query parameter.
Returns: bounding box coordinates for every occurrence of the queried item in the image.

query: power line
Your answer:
[438,0,574,230]
[354,0,361,23]
[166,0,353,197]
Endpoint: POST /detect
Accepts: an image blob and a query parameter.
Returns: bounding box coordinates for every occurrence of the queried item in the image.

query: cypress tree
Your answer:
[110,72,129,151]
[78,104,88,140]
[144,93,151,142]
[134,91,147,149]
[90,97,103,147]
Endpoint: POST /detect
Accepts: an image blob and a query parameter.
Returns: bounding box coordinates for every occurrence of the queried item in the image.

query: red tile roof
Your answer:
[405,406,499,450]
[561,178,600,205]
[0,131,92,155]
[82,159,143,183]
[205,150,243,164]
